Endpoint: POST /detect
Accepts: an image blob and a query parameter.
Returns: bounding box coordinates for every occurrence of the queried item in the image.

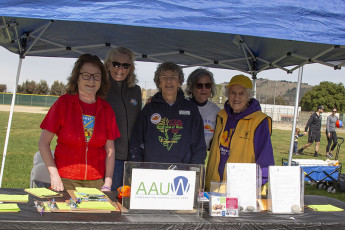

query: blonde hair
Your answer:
[104,47,138,88]
[295,128,300,134]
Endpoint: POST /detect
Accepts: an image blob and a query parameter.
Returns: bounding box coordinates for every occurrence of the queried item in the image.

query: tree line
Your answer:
[0,80,67,96]
[0,80,344,112]
[300,81,345,112]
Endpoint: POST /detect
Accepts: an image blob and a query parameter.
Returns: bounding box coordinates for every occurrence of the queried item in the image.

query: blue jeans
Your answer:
[293,142,298,154]
[111,160,125,191]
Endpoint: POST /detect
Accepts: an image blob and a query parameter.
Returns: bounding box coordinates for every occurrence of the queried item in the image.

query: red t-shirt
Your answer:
[41,94,120,180]
[79,99,96,116]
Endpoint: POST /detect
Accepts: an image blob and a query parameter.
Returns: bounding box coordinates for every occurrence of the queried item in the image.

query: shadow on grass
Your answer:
[305,183,345,202]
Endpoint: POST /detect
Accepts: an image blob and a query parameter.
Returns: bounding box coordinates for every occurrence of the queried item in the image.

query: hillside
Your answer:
[210,78,313,106]
[255,78,313,105]
[142,78,313,106]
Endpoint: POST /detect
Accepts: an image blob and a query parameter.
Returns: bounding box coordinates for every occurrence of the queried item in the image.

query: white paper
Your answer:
[226,163,257,210]
[269,166,301,213]
[130,169,196,210]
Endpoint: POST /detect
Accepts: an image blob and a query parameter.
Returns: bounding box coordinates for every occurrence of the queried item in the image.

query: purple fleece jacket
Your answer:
[218,98,274,184]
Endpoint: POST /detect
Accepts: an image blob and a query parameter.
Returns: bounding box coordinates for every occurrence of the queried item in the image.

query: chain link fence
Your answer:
[0,93,59,107]
[1,92,344,130]
[210,99,344,130]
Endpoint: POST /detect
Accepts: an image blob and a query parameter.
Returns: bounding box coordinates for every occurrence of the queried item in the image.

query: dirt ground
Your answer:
[0,104,49,114]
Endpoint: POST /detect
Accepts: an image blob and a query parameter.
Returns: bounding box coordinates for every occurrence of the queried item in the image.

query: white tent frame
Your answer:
[0,19,344,187]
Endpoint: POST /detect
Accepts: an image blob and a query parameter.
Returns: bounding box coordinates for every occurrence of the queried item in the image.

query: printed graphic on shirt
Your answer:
[156,117,183,151]
[203,119,216,137]
[219,129,234,156]
[83,114,95,142]
[130,98,138,106]
[151,113,162,124]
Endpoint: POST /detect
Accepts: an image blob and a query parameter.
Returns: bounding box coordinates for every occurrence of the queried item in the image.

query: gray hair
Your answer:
[185,68,217,98]
[153,62,184,89]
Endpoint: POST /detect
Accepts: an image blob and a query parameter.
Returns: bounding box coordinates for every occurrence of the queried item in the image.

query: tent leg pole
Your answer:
[0,56,23,188]
[253,78,257,99]
[287,66,303,166]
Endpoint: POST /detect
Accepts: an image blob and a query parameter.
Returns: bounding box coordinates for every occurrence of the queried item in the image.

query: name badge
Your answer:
[179,110,190,115]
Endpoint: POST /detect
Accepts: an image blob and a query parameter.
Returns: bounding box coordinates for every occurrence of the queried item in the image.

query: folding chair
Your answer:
[30,151,54,188]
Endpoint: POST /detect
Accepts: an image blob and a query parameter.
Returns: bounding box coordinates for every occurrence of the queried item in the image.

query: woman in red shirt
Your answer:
[39,54,120,192]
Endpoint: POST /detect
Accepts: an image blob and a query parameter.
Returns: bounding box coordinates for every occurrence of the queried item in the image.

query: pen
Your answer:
[76,193,105,197]
[40,206,45,216]
[82,198,108,202]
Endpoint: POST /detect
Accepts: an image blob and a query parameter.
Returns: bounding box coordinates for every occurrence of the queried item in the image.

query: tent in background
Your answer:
[0,0,345,186]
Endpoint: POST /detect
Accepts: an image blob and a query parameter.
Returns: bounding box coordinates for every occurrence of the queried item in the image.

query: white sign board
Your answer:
[269,166,301,213]
[130,168,196,210]
[227,163,258,210]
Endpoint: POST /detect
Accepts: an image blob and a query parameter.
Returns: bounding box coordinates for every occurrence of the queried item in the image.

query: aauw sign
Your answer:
[130,168,196,210]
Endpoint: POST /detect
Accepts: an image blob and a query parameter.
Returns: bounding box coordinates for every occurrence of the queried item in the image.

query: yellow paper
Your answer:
[308,204,344,212]
[0,194,29,202]
[0,203,20,212]
[25,188,59,197]
[56,202,71,210]
[78,202,116,210]
[75,187,104,196]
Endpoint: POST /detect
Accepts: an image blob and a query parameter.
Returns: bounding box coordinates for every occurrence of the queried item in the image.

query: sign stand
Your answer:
[122,162,205,217]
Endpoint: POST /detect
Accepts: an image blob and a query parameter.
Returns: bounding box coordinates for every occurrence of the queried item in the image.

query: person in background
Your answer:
[294,128,304,155]
[104,47,142,191]
[205,74,274,191]
[298,105,324,157]
[326,107,338,158]
[185,68,220,150]
[130,62,206,164]
[39,54,120,192]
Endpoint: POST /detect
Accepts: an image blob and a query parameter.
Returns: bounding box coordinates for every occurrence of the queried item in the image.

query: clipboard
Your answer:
[25,188,62,198]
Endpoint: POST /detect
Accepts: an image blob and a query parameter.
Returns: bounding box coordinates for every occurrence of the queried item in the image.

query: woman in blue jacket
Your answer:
[130,62,206,164]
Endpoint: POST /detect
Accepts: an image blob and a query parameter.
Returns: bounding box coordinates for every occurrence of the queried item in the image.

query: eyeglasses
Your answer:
[196,83,212,89]
[160,76,179,82]
[333,111,337,113]
[80,72,102,81]
[112,62,131,69]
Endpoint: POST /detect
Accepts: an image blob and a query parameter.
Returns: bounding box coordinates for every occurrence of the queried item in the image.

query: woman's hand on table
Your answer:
[101,184,111,192]
[50,174,64,192]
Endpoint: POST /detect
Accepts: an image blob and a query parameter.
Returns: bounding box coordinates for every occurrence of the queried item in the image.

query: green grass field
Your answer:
[1,111,345,201]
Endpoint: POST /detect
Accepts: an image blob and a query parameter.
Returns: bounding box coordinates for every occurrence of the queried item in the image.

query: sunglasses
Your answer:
[112,62,131,69]
[333,111,337,113]
[196,83,212,89]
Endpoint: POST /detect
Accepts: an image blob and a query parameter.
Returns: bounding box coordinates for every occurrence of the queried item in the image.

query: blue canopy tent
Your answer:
[0,0,345,186]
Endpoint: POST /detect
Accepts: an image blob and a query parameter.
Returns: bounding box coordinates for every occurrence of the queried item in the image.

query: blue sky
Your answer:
[1,46,344,93]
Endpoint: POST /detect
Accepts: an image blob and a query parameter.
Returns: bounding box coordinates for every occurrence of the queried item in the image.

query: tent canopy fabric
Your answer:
[1,0,345,76]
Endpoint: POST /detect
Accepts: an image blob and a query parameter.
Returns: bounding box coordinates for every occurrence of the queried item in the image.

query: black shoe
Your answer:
[314,152,319,157]
[298,148,304,155]
[328,153,334,158]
